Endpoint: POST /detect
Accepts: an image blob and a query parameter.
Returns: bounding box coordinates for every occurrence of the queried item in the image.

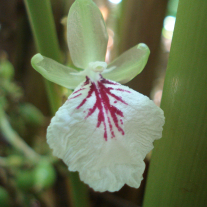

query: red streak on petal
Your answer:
[76,76,131,141]
[73,88,85,94]
[120,119,123,125]
[114,88,131,93]
[68,93,82,101]
[100,78,119,85]
[77,84,94,109]
[84,76,90,85]
[68,85,87,101]
[102,87,128,105]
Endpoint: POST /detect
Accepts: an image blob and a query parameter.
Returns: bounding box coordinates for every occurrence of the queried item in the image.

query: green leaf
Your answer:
[103,43,150,84]
[67,0,108,69]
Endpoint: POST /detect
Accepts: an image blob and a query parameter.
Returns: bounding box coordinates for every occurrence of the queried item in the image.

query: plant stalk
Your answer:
[24,0,62,114]
[143,0,207,206]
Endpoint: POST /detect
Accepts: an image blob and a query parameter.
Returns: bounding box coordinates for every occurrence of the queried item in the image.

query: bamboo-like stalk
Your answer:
[143,0,207,206]
[69,172,90,207]
[24,0,62,114]
[24,1,90,206]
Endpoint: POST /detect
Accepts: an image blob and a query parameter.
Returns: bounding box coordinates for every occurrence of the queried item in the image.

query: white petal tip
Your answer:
[137,43,149,50]
[31,53,43,65]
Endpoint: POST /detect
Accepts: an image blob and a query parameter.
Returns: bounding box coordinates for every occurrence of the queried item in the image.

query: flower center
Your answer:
[88,61,107,72]
[85,61,107,82]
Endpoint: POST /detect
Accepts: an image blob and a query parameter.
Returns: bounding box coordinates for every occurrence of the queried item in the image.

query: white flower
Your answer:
[31,0,165,192]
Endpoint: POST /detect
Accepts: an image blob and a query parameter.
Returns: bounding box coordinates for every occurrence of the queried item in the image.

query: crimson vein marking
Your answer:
[73,88,85,94]
[68,93,82,101]
[74,77,130,141]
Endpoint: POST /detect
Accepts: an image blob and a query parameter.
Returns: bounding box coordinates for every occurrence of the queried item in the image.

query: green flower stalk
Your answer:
[24,0,62,114]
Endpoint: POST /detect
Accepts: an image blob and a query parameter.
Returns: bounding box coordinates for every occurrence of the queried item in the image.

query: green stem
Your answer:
[0,108,40,161]
[24,0,62,114]
[69,172,90,207]
[143,0,207,206]
[24,1,90,206]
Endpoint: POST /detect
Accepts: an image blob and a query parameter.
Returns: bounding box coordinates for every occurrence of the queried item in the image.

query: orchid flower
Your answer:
[31,0,165,192]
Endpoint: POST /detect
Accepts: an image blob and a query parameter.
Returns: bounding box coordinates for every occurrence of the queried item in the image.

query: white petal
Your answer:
[31,54,85,89]
[67,0,108,69]
[47,77,165,192]
[102,43,150,84]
